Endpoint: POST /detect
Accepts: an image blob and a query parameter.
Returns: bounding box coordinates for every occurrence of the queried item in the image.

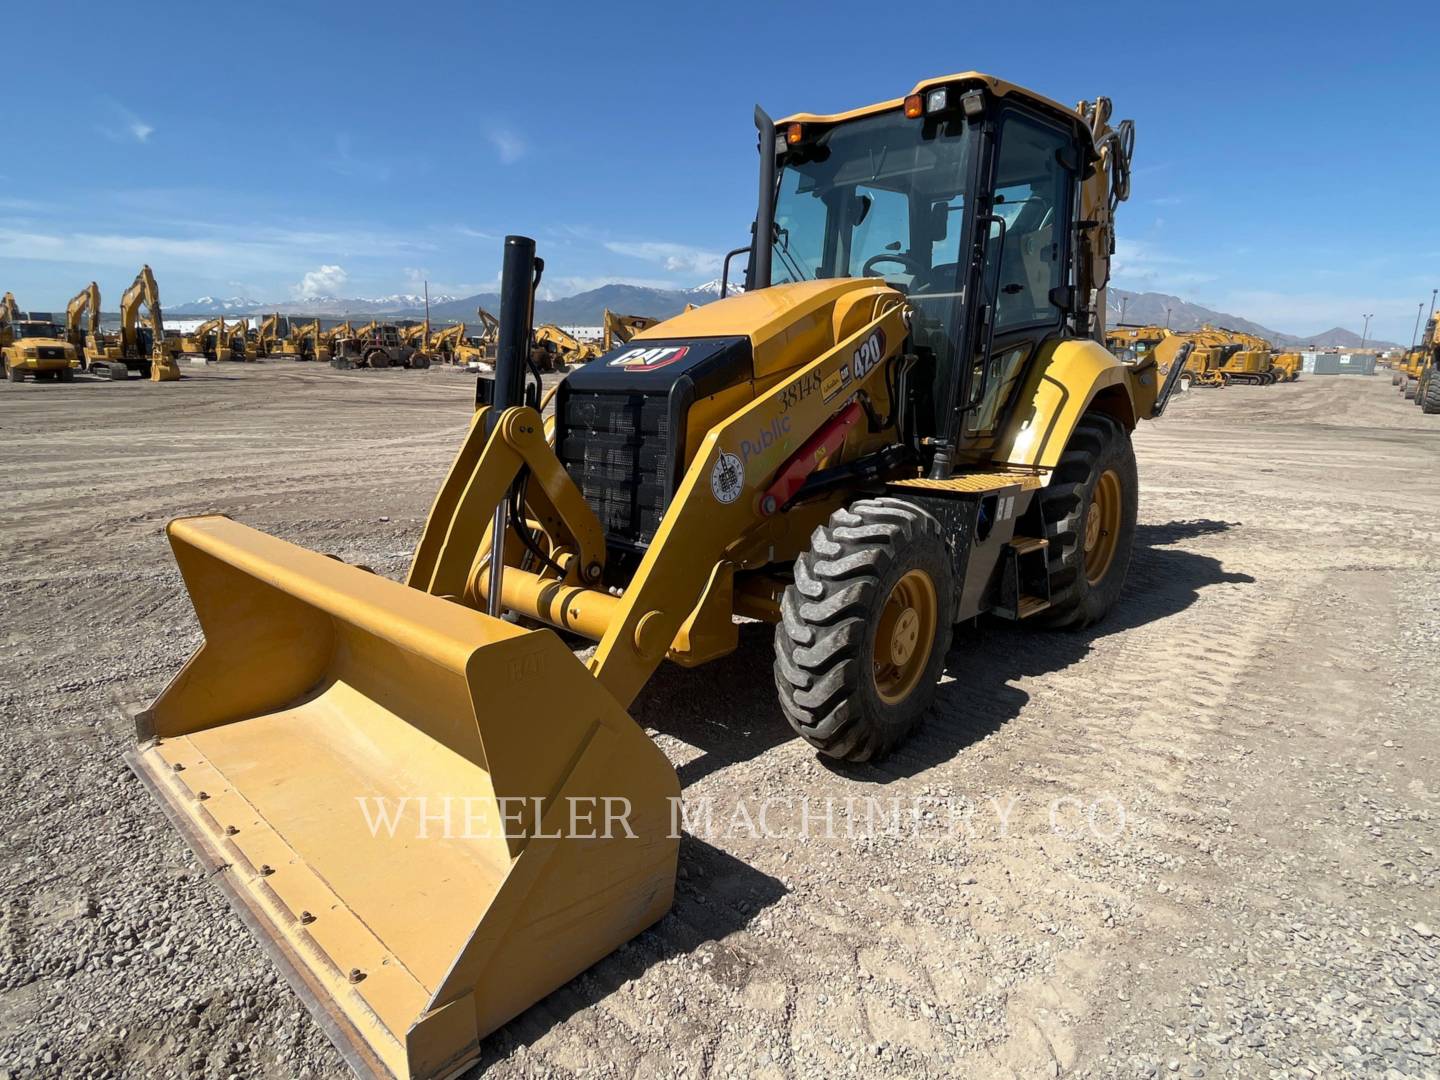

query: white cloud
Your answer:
[488,129,526,165]
[1111,238,1216,291]
[99,101,155,144]
[293,264,349,298]
[604,240,722,276]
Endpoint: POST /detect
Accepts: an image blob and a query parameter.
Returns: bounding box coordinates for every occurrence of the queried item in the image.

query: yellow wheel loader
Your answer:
[1402,315,1437,400]
[1271,350,1302,381]
[1,293,80,382]
[82,265,182,381]
[128,73,1181,1080]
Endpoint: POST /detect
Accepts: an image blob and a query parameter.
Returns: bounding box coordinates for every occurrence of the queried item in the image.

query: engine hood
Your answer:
[632,278,903,381]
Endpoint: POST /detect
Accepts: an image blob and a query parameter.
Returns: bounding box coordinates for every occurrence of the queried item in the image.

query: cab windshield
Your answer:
[772,109,973,436]
[771,110,971,294]
[14,321,63,339]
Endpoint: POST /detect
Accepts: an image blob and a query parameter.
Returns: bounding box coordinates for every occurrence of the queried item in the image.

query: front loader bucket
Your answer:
[127,516,680,1080]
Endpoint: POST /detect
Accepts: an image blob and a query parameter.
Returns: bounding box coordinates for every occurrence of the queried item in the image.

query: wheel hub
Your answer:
[873,570,938,705]
[1084,468,1123,587]
[889,607,921,666]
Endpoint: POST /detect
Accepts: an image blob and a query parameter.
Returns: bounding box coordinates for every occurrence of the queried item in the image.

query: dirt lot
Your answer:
[1,362,1437,1080]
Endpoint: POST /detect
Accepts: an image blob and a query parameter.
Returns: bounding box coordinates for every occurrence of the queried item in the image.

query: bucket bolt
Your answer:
[299,911,316,925]
[259,864,274,876]
[348,968,366,984]
[225,825,239,836]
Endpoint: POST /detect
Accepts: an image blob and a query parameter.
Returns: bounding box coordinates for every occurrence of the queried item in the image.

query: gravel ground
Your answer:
[0,362,1436,1079]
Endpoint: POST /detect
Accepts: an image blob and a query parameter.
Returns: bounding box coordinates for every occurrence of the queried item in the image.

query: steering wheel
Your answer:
[862,251,925,278]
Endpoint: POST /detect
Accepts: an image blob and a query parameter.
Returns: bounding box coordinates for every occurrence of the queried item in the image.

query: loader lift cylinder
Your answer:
[487,235,542,617]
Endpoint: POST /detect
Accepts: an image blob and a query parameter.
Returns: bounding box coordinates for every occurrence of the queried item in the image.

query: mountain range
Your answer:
[1108,289,1400,350]
[171,281,1395,350]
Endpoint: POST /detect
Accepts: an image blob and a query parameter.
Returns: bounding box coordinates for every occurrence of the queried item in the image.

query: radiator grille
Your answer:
[556,389,676,550]
[37,346,66,360]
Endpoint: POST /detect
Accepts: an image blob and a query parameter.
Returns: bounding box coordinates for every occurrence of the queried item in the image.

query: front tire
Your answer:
[1403,378,1418,400]
[775,498,955,762]
[1035,413,1138,630]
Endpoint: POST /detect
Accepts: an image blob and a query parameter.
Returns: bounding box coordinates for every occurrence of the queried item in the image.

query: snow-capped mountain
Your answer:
[684,278,744,298]
[173,293,461,317]
[184,296,264,313]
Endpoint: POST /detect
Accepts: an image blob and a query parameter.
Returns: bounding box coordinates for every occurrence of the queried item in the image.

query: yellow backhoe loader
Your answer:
[601,309,660,351]
[128,74,1181,1079]
[530,323,601,370]
[83,266,182,381]
[1,293,80,382]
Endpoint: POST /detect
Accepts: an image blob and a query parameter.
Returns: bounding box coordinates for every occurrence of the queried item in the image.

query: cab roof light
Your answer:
[925,87,948,114]
[786,123,804,144]
[903,94,923,119]
[960,89,985,118]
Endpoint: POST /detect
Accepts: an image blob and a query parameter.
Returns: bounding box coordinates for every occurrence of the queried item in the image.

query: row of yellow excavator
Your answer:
[1105,323,1302,390]
[2,267,662,385]
[1385,311,1440,414]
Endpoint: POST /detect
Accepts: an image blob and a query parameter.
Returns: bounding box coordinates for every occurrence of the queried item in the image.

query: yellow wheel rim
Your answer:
[873,569,938,705]
[1084,468,1122,587]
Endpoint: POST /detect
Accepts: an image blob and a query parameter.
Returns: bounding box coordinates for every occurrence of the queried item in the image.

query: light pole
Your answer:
[1360,314,1373,351]
[1413,302,1426,349]
[1120,296,1128,325]
[1427,288,1438,329]
[1165,305,1172,329]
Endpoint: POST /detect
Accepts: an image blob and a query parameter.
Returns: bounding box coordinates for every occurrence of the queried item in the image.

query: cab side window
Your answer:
[992,114,1072,331]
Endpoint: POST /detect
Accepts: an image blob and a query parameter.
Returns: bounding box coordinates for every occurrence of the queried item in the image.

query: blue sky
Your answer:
[4,0,1437,343]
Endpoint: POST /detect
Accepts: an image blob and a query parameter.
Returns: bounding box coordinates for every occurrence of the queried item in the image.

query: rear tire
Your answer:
[1421,375,1440,415]
[367,350,389,369]
[6,362,24,383]
[59,367,75,382]
[1403,378,1418,400]
[775,498,955,762]
[1034,413,1138,630]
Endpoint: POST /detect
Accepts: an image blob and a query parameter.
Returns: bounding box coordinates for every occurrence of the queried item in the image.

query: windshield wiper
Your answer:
[772,224,809,283]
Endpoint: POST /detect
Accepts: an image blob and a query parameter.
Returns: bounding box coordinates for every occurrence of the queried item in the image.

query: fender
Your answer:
[992,337,1152,470]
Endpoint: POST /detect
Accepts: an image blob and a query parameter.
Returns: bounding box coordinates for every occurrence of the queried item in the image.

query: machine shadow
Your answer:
[841,518,1255,780]
[472,834,787,1073]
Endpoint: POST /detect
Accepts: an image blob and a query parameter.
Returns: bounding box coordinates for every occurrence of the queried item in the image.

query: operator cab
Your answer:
[764,78,1092,454]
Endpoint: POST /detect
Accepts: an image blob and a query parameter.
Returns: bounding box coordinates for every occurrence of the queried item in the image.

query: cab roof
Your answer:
[778,71,1086,137]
